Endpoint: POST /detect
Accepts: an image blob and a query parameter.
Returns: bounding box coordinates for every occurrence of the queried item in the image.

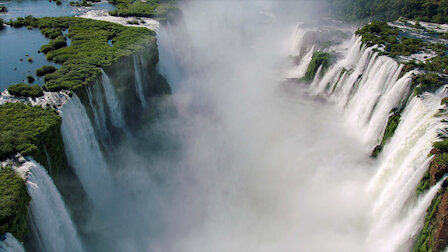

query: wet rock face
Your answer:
[434,192,448,251]
[430,160,448,186]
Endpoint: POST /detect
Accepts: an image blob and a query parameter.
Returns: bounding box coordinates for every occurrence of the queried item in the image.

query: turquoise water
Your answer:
[0,0,115,91]
[0,26,59,89]
[0,0,115,19]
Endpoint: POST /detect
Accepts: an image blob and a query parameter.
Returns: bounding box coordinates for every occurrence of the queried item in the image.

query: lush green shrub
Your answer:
[27,75,35,83]
[304,51,332,81]
[356,21,427,57]
[416,169,430,195]
[36,65,57,76]
[413,73,443,95]
[8,15,38,28]
[0,103,60,159]
[7,83,43,98]
[40,38,67,53]
[0,167,30,242]
[109,0,158,18]
[372,109,401,157]
[0,4,7,13]
[434,139,448,153]
[425,56,448,74]
[331,0,448,24]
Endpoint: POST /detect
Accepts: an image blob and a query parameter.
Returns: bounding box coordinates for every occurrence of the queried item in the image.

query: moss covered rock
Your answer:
[0,103,67,176]
[372,109,401,157]
[7,83,43,98]
[0,168,30,242]
[304,51,332,82]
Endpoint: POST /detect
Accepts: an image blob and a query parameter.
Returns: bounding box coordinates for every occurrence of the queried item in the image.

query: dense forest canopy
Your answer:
[331,0,448,23]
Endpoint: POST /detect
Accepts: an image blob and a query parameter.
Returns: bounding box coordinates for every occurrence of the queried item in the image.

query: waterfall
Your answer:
[61,95,113,209]
[289,24,448,250]
[0,233,25,252]
[286,24,316,79]
[133,55,147,107]
[86,79,109,142]
[309,36,413,147]
[366,93,445,249]
[16,160,83,252]
[101,70,125,129]
[370,178,446,251]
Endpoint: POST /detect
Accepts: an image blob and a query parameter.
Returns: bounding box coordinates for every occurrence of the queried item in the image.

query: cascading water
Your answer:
[0,233,25,252]
[61,95,113,209]
[101,70,125,129]
[133,55,147,107]
[366,92,446,250]
[309,36,414,147]
[15,160,83,252]
[295,25,448,250]
[86,79,109,142]
[24,1,447,251]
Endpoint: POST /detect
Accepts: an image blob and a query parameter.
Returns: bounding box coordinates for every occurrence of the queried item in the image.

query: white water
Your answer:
[293,22,448,251]
[133,55,147,107]
[101,70,125,129]
[15,160,83,252]
[86,79,109,142]
[45,1,448,251]
[310,36,414,147]
[61,95,113,209]
[0,233,25,252]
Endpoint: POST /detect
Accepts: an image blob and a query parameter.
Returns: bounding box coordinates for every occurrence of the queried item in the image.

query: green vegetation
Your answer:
[424,56,448,74]
[304,51,332,81]
[413,72,444,95]
[36,65,57,77]
[41,38,68,54]
[0,167,30,242]
[0,18,4,30]
[0,4,7,13]
[109,0,159,18]
[417,169,430,195]
[413,187,445,252]
[69,0,98,7]
[372,109,401,157]
[0,102,60,160]
[7,83,43,98]
[107,0,178,21]
[27,76,35,83]
[356,21,427,57]
[355,21,399,47]
[6,16,157,91]
[331,0,448,23]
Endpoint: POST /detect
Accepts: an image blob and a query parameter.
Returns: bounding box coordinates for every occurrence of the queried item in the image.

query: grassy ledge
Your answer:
[355,21,427,57]
[0,103,66,175]
[0,167,30,242]
[7,16,157,92]
[414,135,448,250]
[108,0,177,21]
[331,0,448,23]
[304,51,332,82]
[371,109,401,157]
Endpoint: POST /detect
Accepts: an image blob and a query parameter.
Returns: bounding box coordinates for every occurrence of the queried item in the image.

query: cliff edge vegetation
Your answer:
[8,16,157,92]
[0,103,66,175]
[331,0,448,23]
[0,167,30,243]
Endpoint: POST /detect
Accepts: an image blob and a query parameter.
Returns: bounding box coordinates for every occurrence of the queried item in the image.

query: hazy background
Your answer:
[80,1,376,251]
